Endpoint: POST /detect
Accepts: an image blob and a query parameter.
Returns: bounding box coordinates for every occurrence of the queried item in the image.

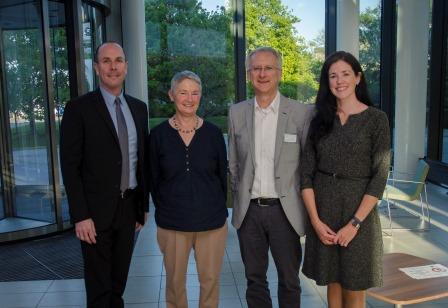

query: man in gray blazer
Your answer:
[228,47,313,308]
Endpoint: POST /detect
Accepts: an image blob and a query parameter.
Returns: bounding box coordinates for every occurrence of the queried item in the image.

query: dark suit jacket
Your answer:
[60,89,149,230]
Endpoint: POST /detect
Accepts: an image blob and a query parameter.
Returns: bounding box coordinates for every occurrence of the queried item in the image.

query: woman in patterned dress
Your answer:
[300,51,390,308]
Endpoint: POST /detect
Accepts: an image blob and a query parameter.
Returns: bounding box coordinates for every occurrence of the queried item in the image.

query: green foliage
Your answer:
[145,0,235,118]
[359,4,381,106]
[3,29,46,134]
[245,0,319,102]
[3,25,69,145]
[145,0,322,116]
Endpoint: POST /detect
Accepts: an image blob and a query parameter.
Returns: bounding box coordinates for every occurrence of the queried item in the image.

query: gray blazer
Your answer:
[228,95,313,236]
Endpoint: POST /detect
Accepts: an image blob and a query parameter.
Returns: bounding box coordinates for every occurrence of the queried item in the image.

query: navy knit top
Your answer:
[149,120,228,231]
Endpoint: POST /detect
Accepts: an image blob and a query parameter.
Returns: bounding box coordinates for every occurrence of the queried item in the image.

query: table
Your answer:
[367,253,448,308]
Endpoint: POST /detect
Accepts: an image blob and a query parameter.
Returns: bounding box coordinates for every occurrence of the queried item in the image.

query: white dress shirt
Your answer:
[251,92,280,199]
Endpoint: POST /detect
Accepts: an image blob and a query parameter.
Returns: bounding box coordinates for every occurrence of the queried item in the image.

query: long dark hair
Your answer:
[310,51,372,144]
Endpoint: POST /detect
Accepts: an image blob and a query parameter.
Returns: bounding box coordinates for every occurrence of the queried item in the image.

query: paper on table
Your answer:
[399,264,448,280]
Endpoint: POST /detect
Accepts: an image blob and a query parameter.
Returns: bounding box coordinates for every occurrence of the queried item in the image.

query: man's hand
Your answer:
[75,218,97,244]
[135,212,149,231]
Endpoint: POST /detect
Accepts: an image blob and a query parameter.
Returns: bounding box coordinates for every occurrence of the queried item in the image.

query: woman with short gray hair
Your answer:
[149,71,228,308]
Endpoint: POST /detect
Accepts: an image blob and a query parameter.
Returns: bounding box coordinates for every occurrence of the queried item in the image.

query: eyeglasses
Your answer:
[248,66,280,74]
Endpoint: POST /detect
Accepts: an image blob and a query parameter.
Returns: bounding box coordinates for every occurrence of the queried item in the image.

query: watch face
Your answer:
[351,219,360,229]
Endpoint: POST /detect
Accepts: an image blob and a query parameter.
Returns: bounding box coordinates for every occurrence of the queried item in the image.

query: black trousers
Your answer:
[238,203,302,308]
[81,194,137,308]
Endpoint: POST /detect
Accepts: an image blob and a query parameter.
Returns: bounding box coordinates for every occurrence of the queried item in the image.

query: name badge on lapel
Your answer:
[284,133,297,143]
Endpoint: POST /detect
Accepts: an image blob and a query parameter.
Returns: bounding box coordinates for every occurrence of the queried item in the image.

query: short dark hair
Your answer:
[93,41,124,63]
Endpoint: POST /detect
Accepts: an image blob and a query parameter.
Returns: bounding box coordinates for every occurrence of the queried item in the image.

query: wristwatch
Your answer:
[350,216,362,229]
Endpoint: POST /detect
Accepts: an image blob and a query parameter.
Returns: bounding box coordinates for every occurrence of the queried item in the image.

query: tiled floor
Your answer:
[1,184,448,307]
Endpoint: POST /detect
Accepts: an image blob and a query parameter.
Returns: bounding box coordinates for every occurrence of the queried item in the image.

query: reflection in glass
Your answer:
[359,0,382,107]
[145,0,234,132]
[81,2,105,92]
[49,0,70,221]
[244,0,325,103]
[443,8,448,162]
[0,0,55,225]
[0,164,3,220]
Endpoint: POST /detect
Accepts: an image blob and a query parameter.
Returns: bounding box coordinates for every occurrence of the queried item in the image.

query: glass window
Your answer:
[145,0,235,132]
[0,138,3,221]
[442,9,448,163]
[245,0,325,103]
[0,0,55,229]
[49,0,70,221]
[81,2,105,93]
[359,0,382,107]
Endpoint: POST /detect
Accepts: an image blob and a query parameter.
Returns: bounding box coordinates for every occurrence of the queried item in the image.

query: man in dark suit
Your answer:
[60,42,149,308]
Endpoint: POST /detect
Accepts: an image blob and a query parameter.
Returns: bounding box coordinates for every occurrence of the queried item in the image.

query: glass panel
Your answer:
[145,0,235,133]
[425,0,433,157]
[359,0,382,107]
[0,158,3,221]
[81,2,105,93]
[443,0,448,163]
[245,0,325,103]
[49,0,70,221]
[0,0,55,225]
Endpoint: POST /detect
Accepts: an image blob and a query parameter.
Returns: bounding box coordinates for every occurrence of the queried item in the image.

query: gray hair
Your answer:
[246,46,283,71]
[170,70,202,92]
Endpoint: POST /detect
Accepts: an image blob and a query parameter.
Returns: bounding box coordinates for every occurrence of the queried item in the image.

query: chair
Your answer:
[382,159,431,236]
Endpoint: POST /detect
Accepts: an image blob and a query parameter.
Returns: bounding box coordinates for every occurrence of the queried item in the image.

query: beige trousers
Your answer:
[157,222,228,308]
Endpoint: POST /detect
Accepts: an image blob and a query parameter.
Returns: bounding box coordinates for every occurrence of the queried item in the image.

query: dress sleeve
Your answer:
[300,133,317,190]
[365,112,391,199]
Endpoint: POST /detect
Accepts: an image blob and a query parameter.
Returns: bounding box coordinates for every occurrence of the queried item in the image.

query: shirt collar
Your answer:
[100,86,124,107]
[254,91,280,114]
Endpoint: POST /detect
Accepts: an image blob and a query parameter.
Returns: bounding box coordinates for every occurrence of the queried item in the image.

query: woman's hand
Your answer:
[334,223,358,247]
[311,219,337,245]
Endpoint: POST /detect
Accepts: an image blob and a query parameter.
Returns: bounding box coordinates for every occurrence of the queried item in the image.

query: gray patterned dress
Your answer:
[300,107,390,291]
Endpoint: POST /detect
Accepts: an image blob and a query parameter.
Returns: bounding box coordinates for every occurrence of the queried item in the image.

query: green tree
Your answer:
[359,4,381,106]
[245,0,319,103]
[145,0,235,119]
[50,26,70,126]
[3,29,46,136]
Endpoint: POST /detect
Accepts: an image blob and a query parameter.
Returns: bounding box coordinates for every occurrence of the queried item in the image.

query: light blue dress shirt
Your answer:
[100,86,138,189]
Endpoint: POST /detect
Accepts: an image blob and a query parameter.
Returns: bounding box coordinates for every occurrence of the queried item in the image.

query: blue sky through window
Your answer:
[201,0,380,42]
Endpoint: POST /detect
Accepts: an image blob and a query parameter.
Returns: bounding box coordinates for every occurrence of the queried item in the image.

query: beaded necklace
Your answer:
[172,116,199,134]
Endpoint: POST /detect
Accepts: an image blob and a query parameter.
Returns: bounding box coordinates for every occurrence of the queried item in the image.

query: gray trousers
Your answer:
[237,202,302,308]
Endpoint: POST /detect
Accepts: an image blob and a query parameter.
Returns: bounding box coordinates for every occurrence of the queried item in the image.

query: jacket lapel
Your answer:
[94,89,120,147]
[245,99,256,169]
[274,96,289,167]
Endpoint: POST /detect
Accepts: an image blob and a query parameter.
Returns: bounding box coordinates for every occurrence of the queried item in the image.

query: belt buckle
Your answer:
[258,198,269,207]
